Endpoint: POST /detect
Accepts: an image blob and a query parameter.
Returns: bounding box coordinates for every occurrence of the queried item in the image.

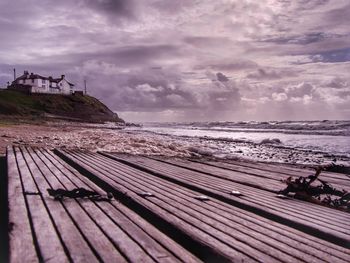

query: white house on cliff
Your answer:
[10,71,74,94]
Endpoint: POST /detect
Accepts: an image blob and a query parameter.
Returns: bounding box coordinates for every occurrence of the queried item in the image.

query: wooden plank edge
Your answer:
[7,146,40,262]
[147,156,279,193]
[0,148,8,263]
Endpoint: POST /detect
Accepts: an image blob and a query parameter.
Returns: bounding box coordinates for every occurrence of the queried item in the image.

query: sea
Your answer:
[125,120,350,168]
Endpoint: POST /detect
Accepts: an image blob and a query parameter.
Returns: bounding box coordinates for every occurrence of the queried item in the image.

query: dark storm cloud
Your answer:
[81,0,136,19]
[292,47,350,65]
[184,36,231,47]
[247,68,299,80]
[197,60,258,71]
[310,48,350,63]
[1,0,350,121]
[216,72,229,82]
[107,45,181,64]
[286,83,314,98]
[80,64,241,114]
[115,87,197,112]
[151,0,194,14]
[337,91,350,97]
[297,0,330,10]
[324,78,349,89]
[262,32,330,45]
[76,65,196,112]
[321,2,350,28]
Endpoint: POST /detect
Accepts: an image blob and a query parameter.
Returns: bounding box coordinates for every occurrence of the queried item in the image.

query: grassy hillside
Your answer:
[0,89,124,123]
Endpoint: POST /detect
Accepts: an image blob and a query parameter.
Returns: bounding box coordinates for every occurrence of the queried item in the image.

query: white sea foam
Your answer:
[124,120,350,167]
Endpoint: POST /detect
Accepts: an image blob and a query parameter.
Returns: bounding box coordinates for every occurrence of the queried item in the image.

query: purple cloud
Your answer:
[1,0,349,121]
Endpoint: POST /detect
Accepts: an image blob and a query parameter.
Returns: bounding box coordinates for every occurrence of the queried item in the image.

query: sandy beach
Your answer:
[0,122,193,157]
[1,121,350,173]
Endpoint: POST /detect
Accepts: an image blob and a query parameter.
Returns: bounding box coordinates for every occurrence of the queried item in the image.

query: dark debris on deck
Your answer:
[2,146,350,262]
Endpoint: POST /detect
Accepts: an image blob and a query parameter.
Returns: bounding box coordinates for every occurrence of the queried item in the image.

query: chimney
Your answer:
[13,68,16,81]
[24,70,28,75]
[61,75,65,79]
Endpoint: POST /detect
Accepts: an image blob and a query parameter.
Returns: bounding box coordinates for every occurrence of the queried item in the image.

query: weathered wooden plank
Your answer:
[19,147,104,263]
[219,159,350,182]
[151,157,284,192]
[150,156,350,224]
[78,151,350,262]
[92,152,350,230]
[56,149,254,262]
[41,148,201,263]
[62,150,348,262]
[85,153,324,263]
[7,146,37,263]
[13,147,69,262]
[197,159,350,191]
[203,158,350,187]
[104,153,349,225]
[31,149,150,263]
[100,152,350,247]
[36,148,188,263]
[43,149,203,263]
[22,147,127,263]
[129,154,350,221]
[67,151,256,262]
[86,154,292,263]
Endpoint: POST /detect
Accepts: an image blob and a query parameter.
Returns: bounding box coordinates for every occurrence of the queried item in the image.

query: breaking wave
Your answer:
[125,120,350,167]
[145,120,350,136]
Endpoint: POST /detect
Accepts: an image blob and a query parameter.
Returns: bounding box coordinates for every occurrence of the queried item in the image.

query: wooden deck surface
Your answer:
[4,146,350,262]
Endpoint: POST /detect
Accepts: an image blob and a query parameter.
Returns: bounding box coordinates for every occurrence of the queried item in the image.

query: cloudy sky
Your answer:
[1,0,349,122]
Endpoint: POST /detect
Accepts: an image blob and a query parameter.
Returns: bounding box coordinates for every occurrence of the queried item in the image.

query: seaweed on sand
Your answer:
[279,167,350,211]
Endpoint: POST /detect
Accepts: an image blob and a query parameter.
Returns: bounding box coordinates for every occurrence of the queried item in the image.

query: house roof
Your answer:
[54,78,75,86]
[14,72,74,86]
[15,73,48,81]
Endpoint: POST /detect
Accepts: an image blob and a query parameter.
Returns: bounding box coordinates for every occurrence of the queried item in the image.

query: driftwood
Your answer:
[279,167,350,211]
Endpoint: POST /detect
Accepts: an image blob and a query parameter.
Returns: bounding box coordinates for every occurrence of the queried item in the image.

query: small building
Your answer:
[9,71,74,94]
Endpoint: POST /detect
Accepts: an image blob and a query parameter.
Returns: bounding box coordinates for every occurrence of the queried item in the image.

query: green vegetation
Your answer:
[0,90,124,123]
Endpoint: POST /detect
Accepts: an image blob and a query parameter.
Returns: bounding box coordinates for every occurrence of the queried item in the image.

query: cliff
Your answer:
[0,90,124,123]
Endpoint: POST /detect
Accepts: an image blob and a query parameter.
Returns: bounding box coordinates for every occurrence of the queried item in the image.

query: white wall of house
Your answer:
[18,78,42,88]
[58,79,73,94]
[41,79,49,91]
[50,88,59,94]
[31,86,48,93]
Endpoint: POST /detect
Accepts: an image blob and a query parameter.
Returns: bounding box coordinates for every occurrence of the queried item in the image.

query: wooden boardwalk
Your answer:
[4,146,350,262]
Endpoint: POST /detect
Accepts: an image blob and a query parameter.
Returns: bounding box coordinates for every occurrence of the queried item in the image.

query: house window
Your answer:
[42,79,46,83]
[42,85,46,88]
[32,79,34,83]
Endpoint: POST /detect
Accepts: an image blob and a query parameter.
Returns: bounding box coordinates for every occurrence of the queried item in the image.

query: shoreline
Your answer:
[1,122,349,174]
